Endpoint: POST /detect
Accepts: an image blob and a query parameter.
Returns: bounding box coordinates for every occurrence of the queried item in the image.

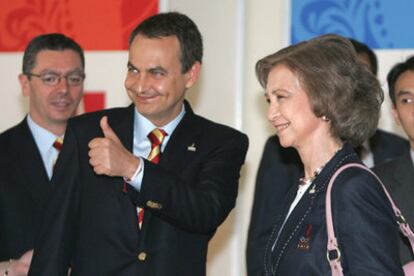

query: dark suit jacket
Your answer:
[246,130,409,276]
[373,152,414,265]
[263,143,402,275]
[29,102,248,276]
[0,118,51,261]
[369,129,409,165]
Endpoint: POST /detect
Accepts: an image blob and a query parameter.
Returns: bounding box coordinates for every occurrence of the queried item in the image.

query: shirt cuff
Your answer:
[123,156,144,191]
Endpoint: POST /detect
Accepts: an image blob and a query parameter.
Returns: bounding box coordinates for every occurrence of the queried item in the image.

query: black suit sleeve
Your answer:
[139,133,248,234]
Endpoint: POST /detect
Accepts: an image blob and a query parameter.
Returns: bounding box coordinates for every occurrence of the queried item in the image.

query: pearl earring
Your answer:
[322,115,330,122]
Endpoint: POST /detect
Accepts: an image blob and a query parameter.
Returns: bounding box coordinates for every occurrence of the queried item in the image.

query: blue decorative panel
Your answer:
[291,0,414,49]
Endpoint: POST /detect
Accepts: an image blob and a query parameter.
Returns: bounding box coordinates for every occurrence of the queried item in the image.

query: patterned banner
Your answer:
[291,0,414,49]
[0,0,158,51]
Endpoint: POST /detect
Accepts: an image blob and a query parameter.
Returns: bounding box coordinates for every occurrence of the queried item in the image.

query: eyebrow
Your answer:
[148,66,168,74]
[38,68,84,75]
[397,90,414,97]
[127,62,167,74]
[127,61,137,70]
[266,88,291,95]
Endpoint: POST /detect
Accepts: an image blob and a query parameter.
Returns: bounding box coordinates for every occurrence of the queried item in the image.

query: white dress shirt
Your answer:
[271,182,312,251]
[26,114,62,179]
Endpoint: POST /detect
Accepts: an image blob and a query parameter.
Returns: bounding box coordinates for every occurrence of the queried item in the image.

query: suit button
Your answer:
[138,252,147,261]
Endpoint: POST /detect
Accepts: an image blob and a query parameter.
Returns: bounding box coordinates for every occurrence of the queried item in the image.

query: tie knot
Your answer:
[53,137,64,151]
[147,128,167,147]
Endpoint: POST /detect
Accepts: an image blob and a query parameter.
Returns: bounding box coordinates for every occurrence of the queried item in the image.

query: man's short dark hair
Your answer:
[22,33,85,74]
[387,56,414,105]
[348,38,378,76]
[129,12,203,73]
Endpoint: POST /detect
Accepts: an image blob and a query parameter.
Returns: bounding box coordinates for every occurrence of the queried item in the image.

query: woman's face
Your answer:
[265,64,325,149]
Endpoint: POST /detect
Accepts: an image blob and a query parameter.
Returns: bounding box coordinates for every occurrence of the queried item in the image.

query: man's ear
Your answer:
[391,104,402,127]
[184,62,201,89]
[19,73,30,97]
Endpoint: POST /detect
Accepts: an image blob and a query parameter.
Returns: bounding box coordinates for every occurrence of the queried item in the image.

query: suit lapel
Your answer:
[161,103,200,169]
[12,118,50,206]
[270,185,316,251]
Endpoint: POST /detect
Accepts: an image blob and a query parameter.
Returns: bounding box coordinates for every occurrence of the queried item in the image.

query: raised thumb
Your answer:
[100,116,120,143]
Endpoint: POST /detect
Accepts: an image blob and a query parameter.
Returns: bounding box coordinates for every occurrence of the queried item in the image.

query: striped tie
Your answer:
[53,137,64,151]
[52,137,64,173]
[138,128,167,228]
[147,129,167,164]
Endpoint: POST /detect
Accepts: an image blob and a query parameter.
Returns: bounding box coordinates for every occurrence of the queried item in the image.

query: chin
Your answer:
[278,137,293,149]
[51,111,73,121]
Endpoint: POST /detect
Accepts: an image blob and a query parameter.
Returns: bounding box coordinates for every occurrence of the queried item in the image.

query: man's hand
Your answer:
[88,116,139,178]
[3,249,33,276]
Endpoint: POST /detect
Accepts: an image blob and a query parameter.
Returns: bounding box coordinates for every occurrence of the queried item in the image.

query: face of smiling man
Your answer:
[19,49,84,136]
[124,34,200,127]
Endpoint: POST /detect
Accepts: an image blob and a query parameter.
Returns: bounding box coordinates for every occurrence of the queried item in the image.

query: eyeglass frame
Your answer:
[25,71,86,87]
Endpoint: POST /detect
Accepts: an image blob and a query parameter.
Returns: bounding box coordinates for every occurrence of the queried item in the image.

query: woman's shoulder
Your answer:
[331,165,385,201]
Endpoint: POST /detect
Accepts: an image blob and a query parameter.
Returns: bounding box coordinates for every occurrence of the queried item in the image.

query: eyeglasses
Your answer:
[26,71,86,87]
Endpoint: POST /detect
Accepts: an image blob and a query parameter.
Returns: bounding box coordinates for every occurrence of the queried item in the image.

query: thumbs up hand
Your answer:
[100,115,121,144]
[88,116,139,178]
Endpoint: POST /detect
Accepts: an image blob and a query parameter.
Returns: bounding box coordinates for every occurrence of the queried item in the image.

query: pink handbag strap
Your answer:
[325,163,414,276]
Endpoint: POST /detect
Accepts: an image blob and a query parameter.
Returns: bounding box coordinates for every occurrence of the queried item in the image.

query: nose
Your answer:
[56,76,70,93]
[267,101,280,123]
[410,102,414,117]
[126,73,149,94]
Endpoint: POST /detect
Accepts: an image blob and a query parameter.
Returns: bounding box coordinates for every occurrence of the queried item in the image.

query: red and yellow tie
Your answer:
[53,137,64,151]
[52,137,64,172]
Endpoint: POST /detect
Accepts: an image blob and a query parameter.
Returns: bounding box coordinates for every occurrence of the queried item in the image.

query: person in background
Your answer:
[349,38,409,167]
[0,33,85,275]
[28,12,248,276]
[373,56,414,265]
[246,37,409,276]
[256,34,402,275]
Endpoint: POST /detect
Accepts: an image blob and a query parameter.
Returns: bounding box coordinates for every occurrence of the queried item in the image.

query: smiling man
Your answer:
[28,12,248,276]
[0,33,84,275]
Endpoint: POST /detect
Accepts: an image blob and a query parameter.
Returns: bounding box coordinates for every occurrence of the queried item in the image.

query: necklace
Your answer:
[299,146,342,187]
[299,165,325,186]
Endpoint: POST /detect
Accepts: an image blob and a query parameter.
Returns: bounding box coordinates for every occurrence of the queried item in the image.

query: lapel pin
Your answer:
[309,185,316,194]
[297,224,313,251]
[187,143,196,152]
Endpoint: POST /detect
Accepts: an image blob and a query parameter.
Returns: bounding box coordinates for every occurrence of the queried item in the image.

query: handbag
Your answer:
[325,163,414,276]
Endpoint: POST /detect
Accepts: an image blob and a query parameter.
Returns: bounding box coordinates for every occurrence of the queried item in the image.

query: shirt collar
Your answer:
[26,114,60,155]
[133,104,186,143]
[410,148,414,165]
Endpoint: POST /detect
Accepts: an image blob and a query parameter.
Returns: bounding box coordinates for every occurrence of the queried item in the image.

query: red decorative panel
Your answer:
[0,0,159,51]
[81,91,106,113]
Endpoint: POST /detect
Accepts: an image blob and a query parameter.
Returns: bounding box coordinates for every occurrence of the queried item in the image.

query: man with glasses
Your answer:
[0,33,84,275]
